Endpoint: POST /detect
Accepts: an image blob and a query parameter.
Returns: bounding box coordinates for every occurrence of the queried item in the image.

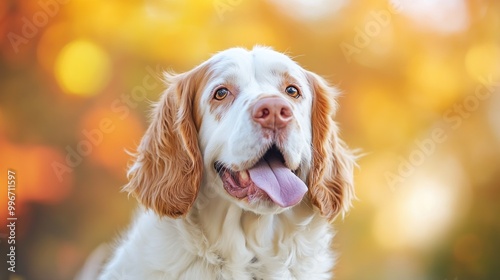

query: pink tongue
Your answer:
[247,152,307,207]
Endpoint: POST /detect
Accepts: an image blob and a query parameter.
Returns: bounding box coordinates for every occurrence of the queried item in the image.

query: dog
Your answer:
[98,46,355,280]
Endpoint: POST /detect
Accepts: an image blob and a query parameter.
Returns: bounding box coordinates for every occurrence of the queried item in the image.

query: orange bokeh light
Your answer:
[78,105,144,177]
[0,139,73,221]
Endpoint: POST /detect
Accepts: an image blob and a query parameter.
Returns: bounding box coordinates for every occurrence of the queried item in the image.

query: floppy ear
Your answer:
[122,66,207,218]
[306,71,356,222]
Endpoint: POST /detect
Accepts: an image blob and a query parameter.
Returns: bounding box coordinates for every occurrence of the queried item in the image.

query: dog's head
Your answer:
[123,47,355,221]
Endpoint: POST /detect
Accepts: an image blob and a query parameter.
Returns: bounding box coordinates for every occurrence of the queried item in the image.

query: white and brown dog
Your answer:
[99,46,355,280]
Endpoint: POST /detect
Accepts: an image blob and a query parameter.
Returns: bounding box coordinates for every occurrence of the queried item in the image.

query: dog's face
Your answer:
[195,48,313,214]
[123,47,354,221]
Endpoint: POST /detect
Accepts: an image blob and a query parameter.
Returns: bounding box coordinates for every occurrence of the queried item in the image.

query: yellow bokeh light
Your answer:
[354,85,414,147]
[372,155,469,250]
[408,55,463,111]
[465,43,500,81]
[55,39,112,96]
[373,179,455,250]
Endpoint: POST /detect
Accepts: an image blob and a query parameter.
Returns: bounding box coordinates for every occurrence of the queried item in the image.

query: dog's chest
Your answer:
[198,236,330,280]
[210,250,295,280]
[185,202,335,279]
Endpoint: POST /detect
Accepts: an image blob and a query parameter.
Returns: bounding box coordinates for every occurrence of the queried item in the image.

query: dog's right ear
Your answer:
[123,65,208,218]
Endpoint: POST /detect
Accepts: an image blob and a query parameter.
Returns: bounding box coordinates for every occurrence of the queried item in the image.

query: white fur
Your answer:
[99,47,345,280]
[100,200,335,279]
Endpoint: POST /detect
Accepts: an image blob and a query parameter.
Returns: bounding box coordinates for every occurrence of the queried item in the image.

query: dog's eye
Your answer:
[285,86,300,99]
[214,87,230,100]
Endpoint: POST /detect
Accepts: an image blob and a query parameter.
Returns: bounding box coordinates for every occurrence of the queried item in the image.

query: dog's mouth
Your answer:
[214,146,307,207]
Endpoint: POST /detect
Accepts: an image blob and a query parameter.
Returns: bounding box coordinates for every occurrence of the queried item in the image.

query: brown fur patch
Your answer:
[122,64,210,218]
[192,64,213,130]
[306,71,355,222]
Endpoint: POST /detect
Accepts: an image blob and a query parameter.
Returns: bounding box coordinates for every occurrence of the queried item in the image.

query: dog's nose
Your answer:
[252,97,293,129]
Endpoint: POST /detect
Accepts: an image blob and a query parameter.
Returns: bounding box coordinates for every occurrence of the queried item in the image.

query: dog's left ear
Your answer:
[122,64,208,218]
[306,71,356,222]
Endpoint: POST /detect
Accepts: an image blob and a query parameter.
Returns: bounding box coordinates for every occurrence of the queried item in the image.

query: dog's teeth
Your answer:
[240,171,249,181]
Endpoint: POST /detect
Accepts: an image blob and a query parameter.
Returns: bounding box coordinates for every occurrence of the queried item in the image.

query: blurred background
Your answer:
[0,0,499,279]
